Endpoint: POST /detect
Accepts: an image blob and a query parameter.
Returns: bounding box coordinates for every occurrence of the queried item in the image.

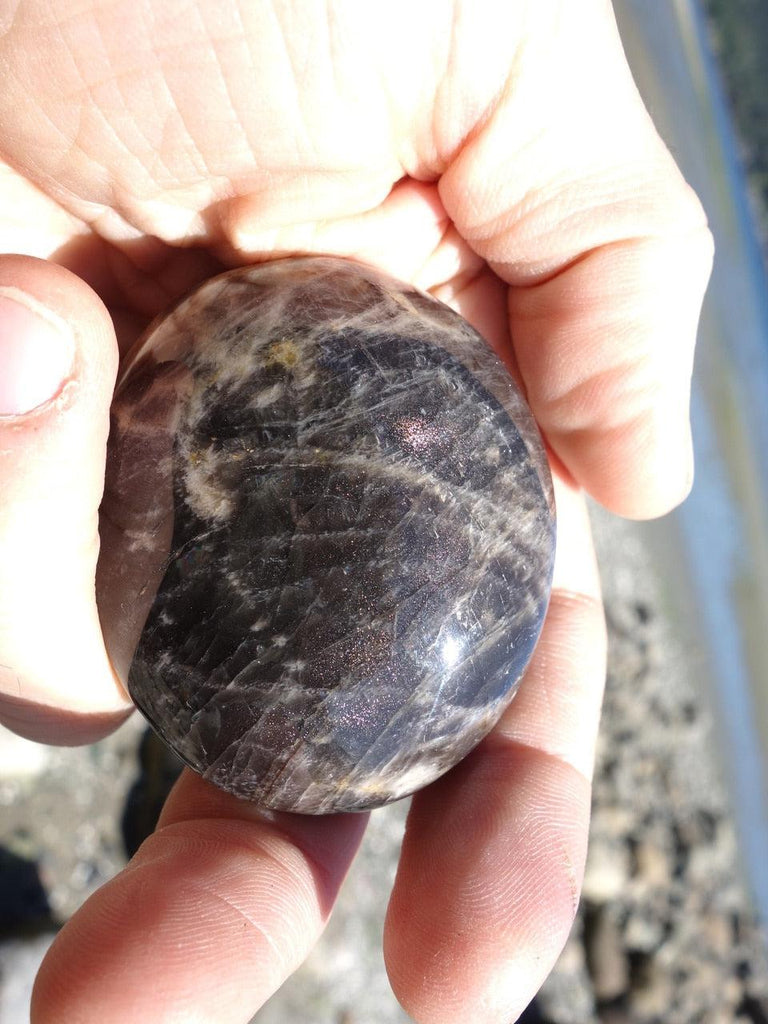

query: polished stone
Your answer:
[99,256,555,813]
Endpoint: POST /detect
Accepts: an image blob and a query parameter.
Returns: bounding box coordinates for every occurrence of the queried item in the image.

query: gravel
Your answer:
[531,507,768,1024]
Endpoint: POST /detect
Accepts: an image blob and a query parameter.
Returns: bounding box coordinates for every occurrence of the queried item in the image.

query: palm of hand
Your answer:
[0,3,711,1022]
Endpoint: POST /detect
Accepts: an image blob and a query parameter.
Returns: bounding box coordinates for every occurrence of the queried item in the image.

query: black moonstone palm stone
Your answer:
[99,256,556,814]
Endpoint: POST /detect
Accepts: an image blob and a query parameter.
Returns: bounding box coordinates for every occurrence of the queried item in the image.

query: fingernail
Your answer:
[0,287,75,416]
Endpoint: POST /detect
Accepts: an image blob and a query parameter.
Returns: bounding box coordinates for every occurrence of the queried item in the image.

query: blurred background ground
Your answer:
[701,0,768,266]
[3,0,768,1021]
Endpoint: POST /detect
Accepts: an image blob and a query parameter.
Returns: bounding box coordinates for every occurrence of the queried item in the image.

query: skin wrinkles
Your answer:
[0,2,514,243]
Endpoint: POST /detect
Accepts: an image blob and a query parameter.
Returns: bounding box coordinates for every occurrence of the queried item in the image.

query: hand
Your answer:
[0,2,712,1021]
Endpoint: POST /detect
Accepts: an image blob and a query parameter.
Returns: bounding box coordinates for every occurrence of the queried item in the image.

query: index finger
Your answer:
[32,771,368,1022]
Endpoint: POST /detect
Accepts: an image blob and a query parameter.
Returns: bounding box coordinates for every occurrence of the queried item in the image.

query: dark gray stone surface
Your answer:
[99,256,554,813]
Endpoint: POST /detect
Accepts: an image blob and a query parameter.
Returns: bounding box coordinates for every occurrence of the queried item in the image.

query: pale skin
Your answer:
[0,1,712,1021]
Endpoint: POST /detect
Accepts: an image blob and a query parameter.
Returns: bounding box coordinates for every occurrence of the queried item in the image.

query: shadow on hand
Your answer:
[121,728,184,859]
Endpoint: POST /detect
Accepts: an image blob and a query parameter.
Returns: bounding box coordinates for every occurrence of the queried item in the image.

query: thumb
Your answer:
[0,255,130,744]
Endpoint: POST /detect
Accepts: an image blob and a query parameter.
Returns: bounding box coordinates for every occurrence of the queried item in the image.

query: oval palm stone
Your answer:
[99,256,555,813]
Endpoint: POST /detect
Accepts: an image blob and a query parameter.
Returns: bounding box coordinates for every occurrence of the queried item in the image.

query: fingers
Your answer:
[32,771,368,1023]
[0,255,129,743]
[384,477,606,1024]
[492,470,606,782]
[505,232,710,519]
[439,0,713,518]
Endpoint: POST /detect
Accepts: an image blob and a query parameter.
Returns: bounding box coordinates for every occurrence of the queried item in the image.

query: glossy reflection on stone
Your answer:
[98,256,556,813]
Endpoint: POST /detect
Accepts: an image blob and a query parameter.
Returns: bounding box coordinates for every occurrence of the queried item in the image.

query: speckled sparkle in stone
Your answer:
[98,256,556,813]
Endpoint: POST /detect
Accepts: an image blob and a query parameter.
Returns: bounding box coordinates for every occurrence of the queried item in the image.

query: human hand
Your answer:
[0,2,712,1021]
